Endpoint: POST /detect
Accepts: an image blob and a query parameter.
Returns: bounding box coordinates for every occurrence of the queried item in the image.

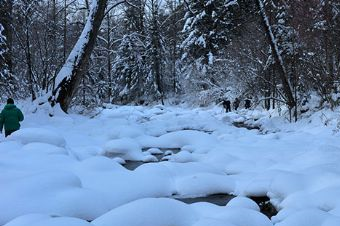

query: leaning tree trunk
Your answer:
[256,0,296,110]
[49,0,109,112]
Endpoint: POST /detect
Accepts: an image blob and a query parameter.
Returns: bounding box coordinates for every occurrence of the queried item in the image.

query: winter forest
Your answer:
[0,0,339,117]
[3,1,340,226]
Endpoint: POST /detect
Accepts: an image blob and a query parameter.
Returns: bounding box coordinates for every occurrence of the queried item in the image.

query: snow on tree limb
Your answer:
[49,0,120,112]
[53,0,100,90]
[257,0,296,109]
[51,0,126,113]
[258,0,286,75]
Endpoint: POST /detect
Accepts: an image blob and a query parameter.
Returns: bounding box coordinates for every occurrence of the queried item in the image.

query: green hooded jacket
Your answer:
[0,104,24,132]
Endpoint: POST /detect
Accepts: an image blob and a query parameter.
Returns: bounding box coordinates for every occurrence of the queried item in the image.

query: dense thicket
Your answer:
[0,0,339,117]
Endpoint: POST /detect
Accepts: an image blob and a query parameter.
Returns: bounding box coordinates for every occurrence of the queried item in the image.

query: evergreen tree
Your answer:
[110,0,148,104]
[181,0,238,76]
[161,0,185,95]
[112,32,148,103]
[308,0,340,105]
[145,0,165,103]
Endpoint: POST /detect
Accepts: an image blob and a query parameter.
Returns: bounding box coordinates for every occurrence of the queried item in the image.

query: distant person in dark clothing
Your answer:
[0,98,24,137]
[233,98,240,110]
[245,99,251,109]
[222,100,231,112]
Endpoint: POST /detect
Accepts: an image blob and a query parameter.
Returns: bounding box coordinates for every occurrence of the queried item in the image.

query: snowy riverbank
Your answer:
[1,103,340,226]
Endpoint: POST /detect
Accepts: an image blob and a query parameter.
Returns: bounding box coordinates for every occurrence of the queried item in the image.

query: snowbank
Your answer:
[1,102,340,226]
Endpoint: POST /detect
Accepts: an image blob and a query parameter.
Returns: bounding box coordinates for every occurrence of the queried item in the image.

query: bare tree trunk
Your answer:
[24,14,36,101]
[172,35,177,93]
[256,0,295,110]
[0,0,13,75]
[150,0,164,104]
[323,0,334,80]
[106,13,112,102]
[63,0,67,63]
[50,0,109,112]
[272,67,276,109]
[169,0,179,93]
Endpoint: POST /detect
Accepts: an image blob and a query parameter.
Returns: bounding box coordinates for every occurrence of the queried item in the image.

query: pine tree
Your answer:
[145,0,164,103]
[181,0,238,75]
[110,0,148,104]
[162,0,185,94]
[112,32,147,103]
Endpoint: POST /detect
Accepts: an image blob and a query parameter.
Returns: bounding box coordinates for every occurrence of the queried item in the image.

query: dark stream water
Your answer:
[123,147,181,170]
[176,194,277,219]
[121,153,277,219]
[175,194,235,206]
[232,121,261,130]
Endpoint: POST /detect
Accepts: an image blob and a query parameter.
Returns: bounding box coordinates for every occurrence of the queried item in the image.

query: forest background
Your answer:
[0,0,339,121]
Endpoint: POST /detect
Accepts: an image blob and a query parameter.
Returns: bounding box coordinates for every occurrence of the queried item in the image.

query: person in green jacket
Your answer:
[0,98,24,137]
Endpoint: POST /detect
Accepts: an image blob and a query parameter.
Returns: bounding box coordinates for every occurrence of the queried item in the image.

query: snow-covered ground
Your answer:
[2,102,340,226]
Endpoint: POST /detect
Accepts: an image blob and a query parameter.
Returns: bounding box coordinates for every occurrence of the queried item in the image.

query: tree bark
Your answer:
[150,0,164,104]
[0,0,13,75]
[256,0,296,110]
[25,14,36,101]
[50,0,109,112]
[63,0,67,63]
[106,13,112,102]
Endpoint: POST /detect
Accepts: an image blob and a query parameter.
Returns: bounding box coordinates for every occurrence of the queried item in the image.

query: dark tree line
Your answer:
[0,0,339,119]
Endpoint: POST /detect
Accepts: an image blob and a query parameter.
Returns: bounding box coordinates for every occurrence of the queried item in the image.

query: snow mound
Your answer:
[4,214,92,226]
[145,147,163,154]
[102,137,145,161]
[138,130,218,153]
[21,142,68,155]
[0,171,109,224]
[75,156,125,171]
[226,197,260,211]
[9,128,66,147]
[272,209,340,226]
[107,125,144,139]
[175,173,235,197]
[192,202,272,226]
[92,198,198,226]
[163,150,196,162]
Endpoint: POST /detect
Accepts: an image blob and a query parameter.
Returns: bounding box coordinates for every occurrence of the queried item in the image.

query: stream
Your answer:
[120,147,277,219]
